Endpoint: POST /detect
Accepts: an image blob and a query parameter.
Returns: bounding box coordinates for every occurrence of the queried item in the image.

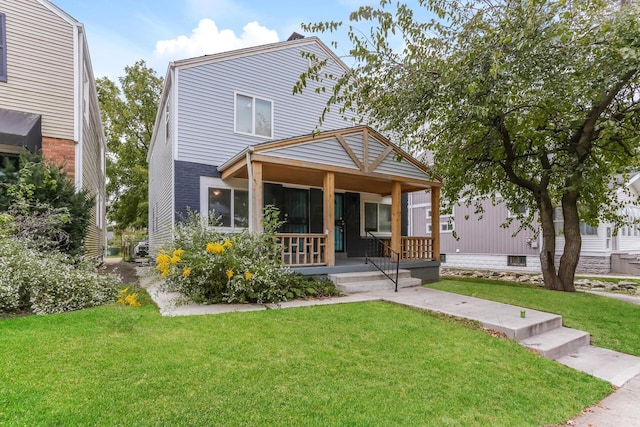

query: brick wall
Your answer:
[41,136,76,182]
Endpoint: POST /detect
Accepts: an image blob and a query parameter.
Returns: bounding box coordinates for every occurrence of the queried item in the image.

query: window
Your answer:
[553,207,597,235]
[508,255,527,267]
[0,13,6,82]
[440,254,446,263]
[364,202,391,234]
[441,221,454,232]
[508,204,528,218]
[235,93,273,137]
[579,222,597,236]
[208,187,249,228]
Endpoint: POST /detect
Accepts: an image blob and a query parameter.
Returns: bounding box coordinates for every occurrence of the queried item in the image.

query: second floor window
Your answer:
[235,93,273,138]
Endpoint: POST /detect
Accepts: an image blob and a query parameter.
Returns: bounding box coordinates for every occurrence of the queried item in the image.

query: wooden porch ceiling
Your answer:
[223,156,438,195]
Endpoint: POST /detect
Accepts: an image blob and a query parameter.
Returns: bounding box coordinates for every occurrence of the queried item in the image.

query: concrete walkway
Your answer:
[143,279,640,426]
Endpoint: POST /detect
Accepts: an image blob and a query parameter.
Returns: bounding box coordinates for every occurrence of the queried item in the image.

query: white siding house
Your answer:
[0,0,107,258]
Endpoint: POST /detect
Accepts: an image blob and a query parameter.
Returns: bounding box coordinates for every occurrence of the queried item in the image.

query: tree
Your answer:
[97,60,163,232]
[299,0,640,291]
[0,152,93,257]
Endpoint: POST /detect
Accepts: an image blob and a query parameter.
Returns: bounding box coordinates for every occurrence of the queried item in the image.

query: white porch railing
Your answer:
[276,233,327,266]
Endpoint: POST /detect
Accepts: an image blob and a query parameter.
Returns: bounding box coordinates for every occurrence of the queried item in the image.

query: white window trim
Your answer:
[440,220,454,233]
[233,91,274,139]
[199,177,249,232]
[360,194,392,237]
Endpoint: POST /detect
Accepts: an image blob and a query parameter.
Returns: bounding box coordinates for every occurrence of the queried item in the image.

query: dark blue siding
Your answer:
[174,160,219,222]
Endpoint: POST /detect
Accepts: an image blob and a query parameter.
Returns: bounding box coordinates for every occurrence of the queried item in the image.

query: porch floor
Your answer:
[291,253,440,278]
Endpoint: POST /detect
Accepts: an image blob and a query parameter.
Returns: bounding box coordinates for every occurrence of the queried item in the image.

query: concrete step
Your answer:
[556,345,640,387]
[481,310,563,340]
[328,269,413,285]
[519,327,591,360]
[333,276,422,293]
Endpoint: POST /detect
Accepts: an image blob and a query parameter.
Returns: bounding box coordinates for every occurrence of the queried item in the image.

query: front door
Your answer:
[335,193,345,252]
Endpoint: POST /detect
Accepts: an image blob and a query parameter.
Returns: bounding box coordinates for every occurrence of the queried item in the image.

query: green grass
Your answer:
[429,278,640,356]
[0,294,611,426]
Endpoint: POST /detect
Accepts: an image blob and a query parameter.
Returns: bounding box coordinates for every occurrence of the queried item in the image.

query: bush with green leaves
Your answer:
[156,207,339,304]
[0,234,119,315]
[0,152,93,257]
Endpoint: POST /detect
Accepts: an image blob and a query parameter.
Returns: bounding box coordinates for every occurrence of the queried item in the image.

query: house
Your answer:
[408,174,640,274]
[148,35,442,279]
[0,0,106,258]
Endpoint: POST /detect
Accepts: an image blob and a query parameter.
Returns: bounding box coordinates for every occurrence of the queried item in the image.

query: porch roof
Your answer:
[219,126,442,196]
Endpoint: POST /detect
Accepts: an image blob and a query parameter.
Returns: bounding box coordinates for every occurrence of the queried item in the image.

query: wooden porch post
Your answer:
[391,181,402,257]
[251,161,263,233]
[431,186,440,260]
[324,172,335,267]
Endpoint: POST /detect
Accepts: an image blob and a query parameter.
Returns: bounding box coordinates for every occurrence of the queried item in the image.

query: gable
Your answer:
[254,127,435,183]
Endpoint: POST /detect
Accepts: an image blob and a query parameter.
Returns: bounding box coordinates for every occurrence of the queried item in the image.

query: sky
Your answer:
[51,0,382,80]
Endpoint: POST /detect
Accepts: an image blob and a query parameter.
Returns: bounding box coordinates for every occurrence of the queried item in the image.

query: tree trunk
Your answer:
[558,190,580,292]
[538,193,564,291]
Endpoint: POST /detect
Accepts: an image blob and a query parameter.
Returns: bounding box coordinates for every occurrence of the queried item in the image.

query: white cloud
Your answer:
[153,19,280,61]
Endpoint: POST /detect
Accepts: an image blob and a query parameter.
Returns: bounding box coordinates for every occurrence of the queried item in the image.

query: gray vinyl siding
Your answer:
[81,65,106,259]
[176,41,353,166]
[442,202,538,255]
[148,88,175,255]
[262,138,359,170]
[0,0,75,140]
[375,154,430,180]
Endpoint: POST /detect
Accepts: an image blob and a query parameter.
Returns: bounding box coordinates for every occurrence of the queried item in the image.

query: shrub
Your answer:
[0,235,119,315]
[157,207,339,304]
[0,152,93,257]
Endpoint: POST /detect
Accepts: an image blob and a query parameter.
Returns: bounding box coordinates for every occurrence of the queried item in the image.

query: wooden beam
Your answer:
[251,161,263,233]
[369,146,393,172]
[221,161,246,180]
[431,187,440,261]
[336,134,364,171]
[391,181,402,256]
[324,172,335,267]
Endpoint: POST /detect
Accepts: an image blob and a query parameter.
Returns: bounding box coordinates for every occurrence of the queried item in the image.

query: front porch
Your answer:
[218,126,443,271]
[276,233,436,266]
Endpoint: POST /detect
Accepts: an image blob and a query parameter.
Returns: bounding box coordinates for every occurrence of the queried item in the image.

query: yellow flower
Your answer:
[170,255,180,265]
[244,271,253,281]
[206,242,224,255]
[223,239,233,248]
[124,293,141,307]
[173,248,184,257]
[182,267,191,277]
[226,269,234,279]
[156,252,170,265]
[161,270,169,278]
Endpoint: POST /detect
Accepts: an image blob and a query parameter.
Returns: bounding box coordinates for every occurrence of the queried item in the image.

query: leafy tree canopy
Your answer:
[97,60,163,232]
[300,0,640,291]
[0,152,93,257]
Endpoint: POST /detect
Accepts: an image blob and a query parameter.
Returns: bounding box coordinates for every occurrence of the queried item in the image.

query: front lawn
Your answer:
[0,295,611,426]
[429,278,640,356]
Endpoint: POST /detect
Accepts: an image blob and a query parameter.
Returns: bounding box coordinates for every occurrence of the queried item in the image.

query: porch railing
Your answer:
[276,233,327,266]
[401,237,435,260]
[365,231,400,292]
[382,237,435,260]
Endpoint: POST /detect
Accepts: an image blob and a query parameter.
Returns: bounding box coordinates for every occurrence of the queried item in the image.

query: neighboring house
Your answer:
[0,0,107,258]
[408,174,640,274]
[148,35,442,275]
